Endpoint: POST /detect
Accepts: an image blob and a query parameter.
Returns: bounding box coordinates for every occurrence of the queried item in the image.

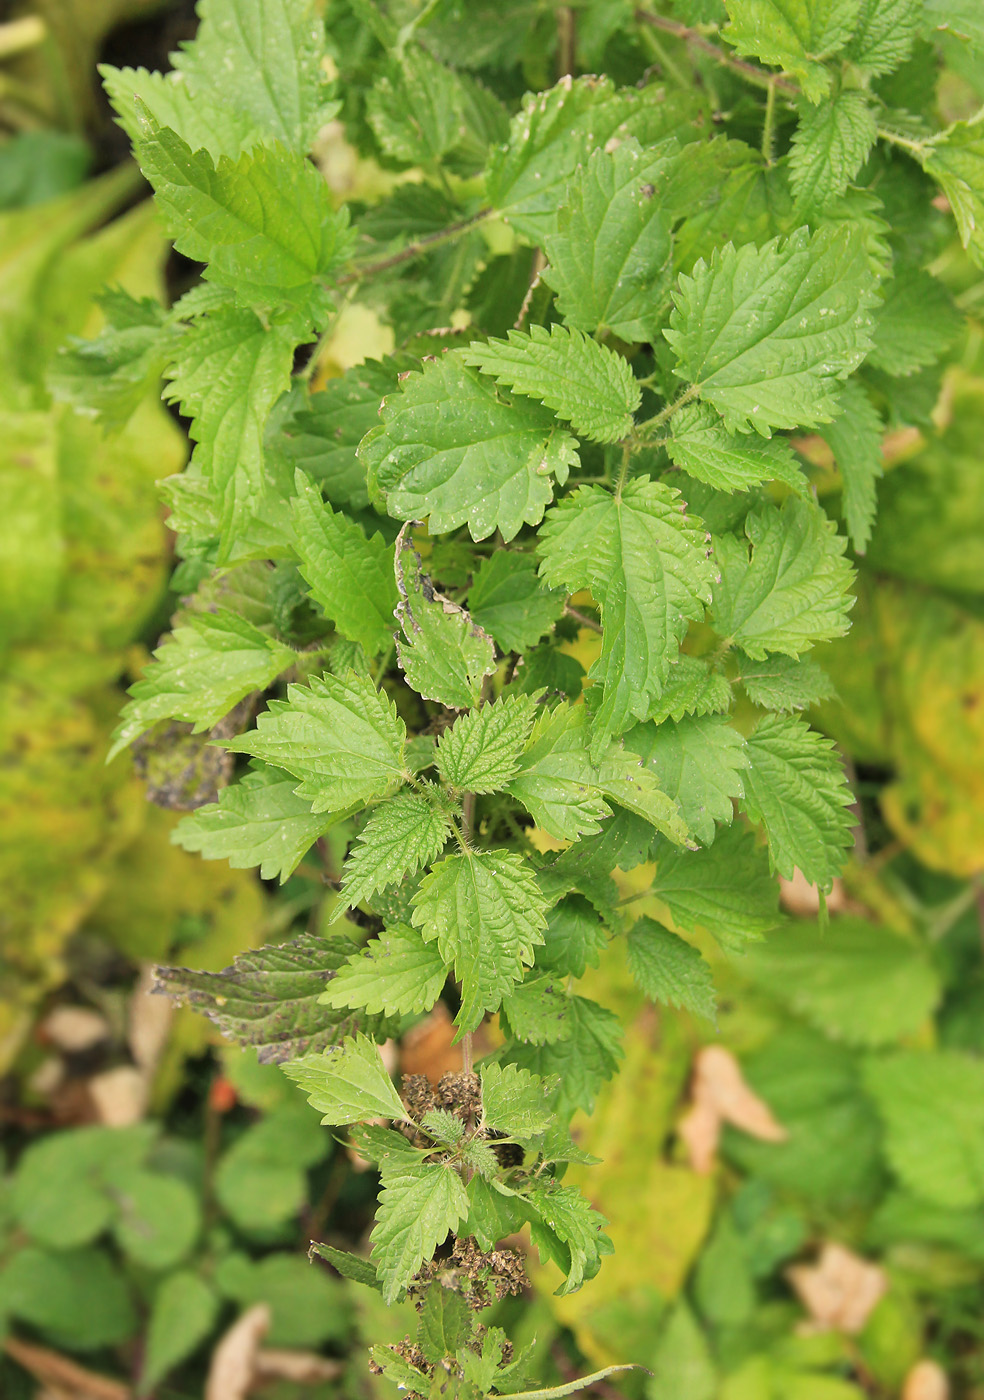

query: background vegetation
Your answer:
[2,2,984,1398]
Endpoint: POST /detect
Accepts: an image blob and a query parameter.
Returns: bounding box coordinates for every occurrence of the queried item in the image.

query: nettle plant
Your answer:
[57,0,974,1391]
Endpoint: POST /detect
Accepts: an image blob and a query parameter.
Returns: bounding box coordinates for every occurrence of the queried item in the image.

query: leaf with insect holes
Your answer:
[395,529,496,708]
[411,849,548,1034]
[173,763,346,883]
[537,479,715,750]
[436,693,538,793]
[290,472,398,656]
[371,1161,469,1303]
[225,670,407,814]
[334,790,453,916]
[543,138,678,343]
[108,609,296,760]
[741,713,855,889]
[665,225,879,433]
[710,498,855,659]
[626,917,717,1022]
[283,1033,410,1126]
[467,551,566,654]
[361,353,578,541]
[152,934,384,1062]
[321,926,449,1018]
[462,325,640,443]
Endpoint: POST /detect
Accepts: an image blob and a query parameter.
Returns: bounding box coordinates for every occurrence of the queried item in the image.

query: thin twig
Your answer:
[634,9,798,94]
[4,1336,131,1400]
[338,207,494,287]
[557,6,577,80]
[565,603,602,634]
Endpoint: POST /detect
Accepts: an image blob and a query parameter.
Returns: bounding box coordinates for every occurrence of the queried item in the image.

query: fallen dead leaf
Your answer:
[128,963,173,1074]
[680,1046,786,1174]
[40,1007,110,1054]
[87,1066,147,1127]
[903,1360,949,1400]
[400,1003,463,1083]
[251,1350,343,1386]
[787,1242,887,1334]
[206,1305,270,1400]
[780,870,847,917]
[677,1098,721,1176]
[4,1334,130,1400]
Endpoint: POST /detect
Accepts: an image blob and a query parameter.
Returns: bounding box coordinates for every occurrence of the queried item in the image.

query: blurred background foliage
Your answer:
[0,2,983,1399]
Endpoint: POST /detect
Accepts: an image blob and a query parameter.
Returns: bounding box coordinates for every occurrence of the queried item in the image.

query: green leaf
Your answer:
[153,934,379,1061]
[320,925,449,1018]
[467,550,566,653]
[597,747,692,844]
[743,918,940,1046]
[644,652,733,725]
[282,360,403,511]
[110,1169,200,1271]
[309,1242,382,1292]
[215,1253,350,1348]
[466,1175,526,1250]
[626,917,717,1022]
[667,402,808,494]
[411,848,548,1033]
[284,1032,410,1126]
[436,693,537,792]
[538,896,609,980]
[458,1326,510,1393]
[496,1367,642,1400]
[108,609,295,760]
[723,0,859,101]
[733,653,836,711]
[371,1160,469,1302]
[49,292,176,430]
[226,670,407,814]
[164,304,299,554]
[789,91,877,213]
[537,479,715,745]
[0,1246,136,1351]
[418,1283,474,1363]
[504,702,609,841]
[741,713,854,889]
[395,530,496,708]
[481,1061,557,1138]
[10,1125,154,1250]
[501,975,572,1045]
[160,0,335,153]
[665,225,879,433]
[462,325,640,443]
[335,792,453,916]
[102,64,259,164]
[140,1272,219,1395]
[863,1052,984,1209]
[624,714,748,845]
[923,0,984,57]
[367,48,465,165]
[921,116,984,269]
[522,1179,613,1293]
[543,139,677,343]
[847,0,921,76]
[486,73,696,242]
[868,266,962,378]
[819,378,884,552]
[648,823,780,948]
[290,471,397,656]
[362,352,578,541]
[504,995,623,1119]
[172,763,341,883]
[648,1302,716,1400]
[710,498,855,659]
[136,120,352,312]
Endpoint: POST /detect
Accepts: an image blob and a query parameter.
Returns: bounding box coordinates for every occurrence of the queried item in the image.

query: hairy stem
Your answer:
[762,78,778,164]
[565,603,603,634]
[338,207,495,287]
[634,8,797,94]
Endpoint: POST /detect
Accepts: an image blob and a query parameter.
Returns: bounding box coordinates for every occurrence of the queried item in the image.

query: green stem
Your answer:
[631,383,700,440]
[634,8,797,94]
[394,0,443,55]
[338,206,495,287]
[875,125,927,160]
[565,603,602,634]
[762,79,778,164]
[638,24,690,89]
